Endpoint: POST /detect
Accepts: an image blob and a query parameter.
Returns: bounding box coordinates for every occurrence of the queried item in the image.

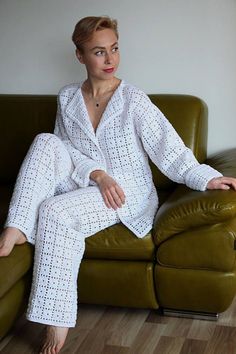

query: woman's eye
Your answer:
[94,47,119,56]
[95,51,105,56]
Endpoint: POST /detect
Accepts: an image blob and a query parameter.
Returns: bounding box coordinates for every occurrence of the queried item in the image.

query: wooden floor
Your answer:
[1,297,236,354]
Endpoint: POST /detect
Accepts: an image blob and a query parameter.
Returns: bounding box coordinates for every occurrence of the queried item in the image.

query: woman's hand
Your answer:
[90,170,126,209]
[207,176,236,190]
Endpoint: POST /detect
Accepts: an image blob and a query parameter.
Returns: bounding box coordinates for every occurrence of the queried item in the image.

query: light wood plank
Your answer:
[146,310,170,324]
[71,307,129,353]
[72,327,110,354]
[1,301,236,353]
[89,306,127,332]
[153,336,185,354]
[187,319,216,341]
[76,303,107,330]
[61,327,90,354]
[204,325,236,354]
[106,308,149,347]
[129,322,166,354]
[163,317,193,338]
[101,345,130,354]
[180,339,207,354]
[0,321,44,354]
[0,333,14,351]
[217,296,236,327]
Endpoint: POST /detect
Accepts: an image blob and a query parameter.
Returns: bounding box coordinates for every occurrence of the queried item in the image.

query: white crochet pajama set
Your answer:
[5,80,222,327]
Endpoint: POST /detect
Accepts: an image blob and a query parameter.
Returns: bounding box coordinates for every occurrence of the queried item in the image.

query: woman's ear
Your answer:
[76,48,84,64]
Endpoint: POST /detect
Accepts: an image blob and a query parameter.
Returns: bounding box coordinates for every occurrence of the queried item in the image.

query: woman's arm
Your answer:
[134,92,226,191]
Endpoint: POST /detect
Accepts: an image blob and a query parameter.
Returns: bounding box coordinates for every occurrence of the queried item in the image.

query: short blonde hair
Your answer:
[72,16,119,52]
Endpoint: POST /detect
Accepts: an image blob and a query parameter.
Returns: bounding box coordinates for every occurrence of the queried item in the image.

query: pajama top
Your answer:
[54,80,222,238]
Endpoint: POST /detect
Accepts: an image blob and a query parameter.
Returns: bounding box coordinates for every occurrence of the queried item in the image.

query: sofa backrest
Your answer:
[0,95,56,184]
[0,94,208,189]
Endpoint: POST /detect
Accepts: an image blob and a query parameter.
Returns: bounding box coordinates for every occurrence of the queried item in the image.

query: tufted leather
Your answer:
[153,185,236,245]
[84,223,155,261]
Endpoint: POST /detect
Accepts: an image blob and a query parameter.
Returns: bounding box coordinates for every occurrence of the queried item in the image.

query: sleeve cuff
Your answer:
[185,164,223,191]
[71,159,106,188]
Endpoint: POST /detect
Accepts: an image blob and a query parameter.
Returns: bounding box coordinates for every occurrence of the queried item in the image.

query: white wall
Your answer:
[0,0,235,155]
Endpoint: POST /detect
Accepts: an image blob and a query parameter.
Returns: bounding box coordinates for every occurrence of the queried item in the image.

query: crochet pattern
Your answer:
[5,133,119,326]
[5,80,222,326]
[55,80,222,237]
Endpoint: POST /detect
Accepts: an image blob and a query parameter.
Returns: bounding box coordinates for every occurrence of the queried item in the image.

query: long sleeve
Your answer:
[134,93,222,191]
[54,97,106,187]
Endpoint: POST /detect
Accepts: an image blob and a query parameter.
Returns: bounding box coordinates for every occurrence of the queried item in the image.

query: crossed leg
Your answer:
[1,132,77,256]
[0,133,120,352]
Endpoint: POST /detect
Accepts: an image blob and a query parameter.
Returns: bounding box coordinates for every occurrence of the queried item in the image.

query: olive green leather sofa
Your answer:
[1,93,236,339]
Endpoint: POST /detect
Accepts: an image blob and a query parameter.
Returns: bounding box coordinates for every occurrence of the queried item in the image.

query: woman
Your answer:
[0,16,236,354]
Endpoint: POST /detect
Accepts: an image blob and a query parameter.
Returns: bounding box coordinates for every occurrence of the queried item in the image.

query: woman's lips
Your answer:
[103,68,114,73]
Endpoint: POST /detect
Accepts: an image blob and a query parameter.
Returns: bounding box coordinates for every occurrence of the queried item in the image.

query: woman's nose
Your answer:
[105,52,112,64]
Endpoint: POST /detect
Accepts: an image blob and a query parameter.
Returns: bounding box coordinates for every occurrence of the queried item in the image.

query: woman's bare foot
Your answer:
[39,326,69,354]
[0,227,27,257]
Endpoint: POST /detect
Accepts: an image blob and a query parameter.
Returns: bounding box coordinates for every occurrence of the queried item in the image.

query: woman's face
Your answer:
[76,28,120,81]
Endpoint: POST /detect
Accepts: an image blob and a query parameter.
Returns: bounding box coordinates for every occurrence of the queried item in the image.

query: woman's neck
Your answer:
[84,77,119,98]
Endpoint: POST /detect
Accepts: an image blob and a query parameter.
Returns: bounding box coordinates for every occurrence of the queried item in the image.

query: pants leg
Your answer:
[26,187,120,327]
[4,133,77,243]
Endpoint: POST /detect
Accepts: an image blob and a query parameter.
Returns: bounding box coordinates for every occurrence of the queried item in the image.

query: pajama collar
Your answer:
[65,80,125,146]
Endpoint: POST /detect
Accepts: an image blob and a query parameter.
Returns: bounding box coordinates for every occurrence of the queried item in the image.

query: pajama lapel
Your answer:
[64,83,99,147]
[64,80,124,144]
[95,80,124,138]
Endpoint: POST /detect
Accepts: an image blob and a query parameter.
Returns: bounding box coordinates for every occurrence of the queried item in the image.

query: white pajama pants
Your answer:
[5,133,120,327]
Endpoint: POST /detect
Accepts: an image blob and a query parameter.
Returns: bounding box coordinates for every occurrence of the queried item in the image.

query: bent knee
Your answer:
[32,133,66,154]
[39,195,69,222]
[33,133,60,146]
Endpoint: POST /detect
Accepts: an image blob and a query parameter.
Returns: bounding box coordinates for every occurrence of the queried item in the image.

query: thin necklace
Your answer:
[82,79,118,108]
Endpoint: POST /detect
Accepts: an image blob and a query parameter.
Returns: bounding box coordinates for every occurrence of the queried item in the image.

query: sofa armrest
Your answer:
[153,148,236,246]
[0,243,33,298]
[153,185,236,246]
[205,148,236,177]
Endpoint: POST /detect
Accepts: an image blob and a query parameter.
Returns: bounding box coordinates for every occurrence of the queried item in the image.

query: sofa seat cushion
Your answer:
[1,185,155,261]
[78,259,158,308]
[84,223,155,261]
[157,219,236,272]
[0,243,33,298]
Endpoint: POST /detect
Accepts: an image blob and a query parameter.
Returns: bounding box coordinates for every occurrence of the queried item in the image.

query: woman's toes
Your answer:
[39,326,69,354]
[0,237,13,257]
[0,228,27,257]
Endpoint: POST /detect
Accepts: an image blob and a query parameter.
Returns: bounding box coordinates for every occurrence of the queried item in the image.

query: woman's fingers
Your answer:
[96,173,126,209]
[105,189,119,209]
[103,186,126,210]
[116,185,126,204]
[219,183,231,190]
[207,177,236,190]
[103,194,112,209]
[107,188,122,209]
[221,177,236,190]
